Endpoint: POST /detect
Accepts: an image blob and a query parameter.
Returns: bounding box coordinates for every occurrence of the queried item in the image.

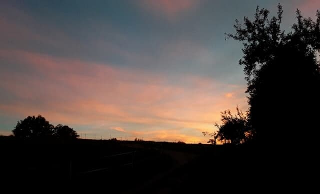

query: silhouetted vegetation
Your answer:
[206,4,320,190]
[203,107,253,145]
[214,107,252,145]
[12,115,54,138]
[227,4,320,147]
[134,137,144,141]
[12,115,78,140]
[54,124,79,140]
[202,131,217,145]
[200,6,319,190]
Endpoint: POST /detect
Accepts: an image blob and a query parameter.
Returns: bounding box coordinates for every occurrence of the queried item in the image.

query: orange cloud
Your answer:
[139,0,198,19]
[0,49,247,143]
[127,128,204,143]
[110,127,125,132]
[225,93,233,98]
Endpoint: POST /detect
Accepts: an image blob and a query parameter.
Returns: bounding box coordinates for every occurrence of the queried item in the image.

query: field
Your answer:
[0,136,315,193]
[1,136,207,192]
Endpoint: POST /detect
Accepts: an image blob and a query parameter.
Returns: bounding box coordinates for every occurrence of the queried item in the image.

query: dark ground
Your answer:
[0,136,317,193]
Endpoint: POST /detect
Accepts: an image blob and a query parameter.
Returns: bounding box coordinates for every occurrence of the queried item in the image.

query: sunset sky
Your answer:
[1,0,319,143]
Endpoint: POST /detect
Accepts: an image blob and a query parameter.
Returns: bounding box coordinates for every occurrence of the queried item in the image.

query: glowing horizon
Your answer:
[0,0,317,143]
[0,48,247,143]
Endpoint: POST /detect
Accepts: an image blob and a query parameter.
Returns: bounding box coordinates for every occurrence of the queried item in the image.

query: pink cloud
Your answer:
[139,0,198,19]
[296,0,320,18]
[0,49,247,143]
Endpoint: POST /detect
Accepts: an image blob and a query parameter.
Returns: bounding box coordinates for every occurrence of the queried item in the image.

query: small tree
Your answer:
[12,115,54,138]
[202,131,218,145]
[214,107,251,145]
[54,124,79,140]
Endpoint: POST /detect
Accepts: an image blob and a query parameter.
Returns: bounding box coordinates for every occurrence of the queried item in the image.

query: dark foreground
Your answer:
[0,136,317,193]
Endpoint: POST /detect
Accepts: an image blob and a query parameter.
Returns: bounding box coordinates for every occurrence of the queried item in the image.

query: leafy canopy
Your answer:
[13,115,78,140]
[227,4,320,145]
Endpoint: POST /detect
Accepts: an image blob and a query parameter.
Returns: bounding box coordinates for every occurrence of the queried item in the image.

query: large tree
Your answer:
[227,4,320,146]
[12,115,54,138]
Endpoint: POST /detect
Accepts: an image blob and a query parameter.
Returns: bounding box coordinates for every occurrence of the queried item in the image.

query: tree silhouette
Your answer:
[203,107,253,145]
[202,131,217,145]
[227,4,320,146]
[12,115,79,140]
[54,124,79,140]
[214,107,251,145]
[12,115,54,138]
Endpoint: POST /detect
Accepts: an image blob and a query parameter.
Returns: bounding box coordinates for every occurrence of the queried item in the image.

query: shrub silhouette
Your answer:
[54,124,79,140]
[214,107,251,145]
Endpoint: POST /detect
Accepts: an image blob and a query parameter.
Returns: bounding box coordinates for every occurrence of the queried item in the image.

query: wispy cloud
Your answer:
[110,127,125,132]
[0,49,247,142]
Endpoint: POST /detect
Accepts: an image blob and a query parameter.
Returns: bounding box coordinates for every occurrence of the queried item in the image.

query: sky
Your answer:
[1,0,319,143]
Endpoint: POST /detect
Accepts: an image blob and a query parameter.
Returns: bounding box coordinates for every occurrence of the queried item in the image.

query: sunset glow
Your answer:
[0,0,317,143]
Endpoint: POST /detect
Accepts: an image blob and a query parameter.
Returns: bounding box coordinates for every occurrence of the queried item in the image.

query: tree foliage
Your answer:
[227,4,320,145]
[214,107,251,145]
[54,124,79,140]
[12,115,54,138]
[203,107,253,145]
[227,4,320,85]
[202,131,218,145]
[12,115,78,140]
